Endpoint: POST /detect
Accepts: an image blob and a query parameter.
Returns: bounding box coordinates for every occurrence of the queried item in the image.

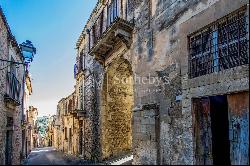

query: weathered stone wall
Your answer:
[82,56,103,160]
[83,70,95,159]
[63,114,80,155]
[77,40,134,161]
[26,106,38,154]
[0,10,9,164]
[75,0,249,164]
[124,0,190,164]
[101,55,134,159]
[178,0,249,164]
[126,0,249,164]
[132,104,160,165]
[56,98,65,152]
[75,30,104,160]
[58,92,78,154]
[0,8,24,165]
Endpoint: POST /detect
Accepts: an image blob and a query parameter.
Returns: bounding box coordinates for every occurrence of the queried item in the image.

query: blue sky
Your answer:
[0,0,97,116]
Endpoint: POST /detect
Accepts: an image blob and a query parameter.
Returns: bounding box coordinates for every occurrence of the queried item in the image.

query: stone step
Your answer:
[105,155,133,165]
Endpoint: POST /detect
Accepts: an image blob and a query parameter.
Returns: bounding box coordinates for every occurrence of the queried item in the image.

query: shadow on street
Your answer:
[22,147,98,165]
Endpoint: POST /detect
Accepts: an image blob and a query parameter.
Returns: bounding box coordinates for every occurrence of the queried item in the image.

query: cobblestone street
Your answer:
[22,147,96,165]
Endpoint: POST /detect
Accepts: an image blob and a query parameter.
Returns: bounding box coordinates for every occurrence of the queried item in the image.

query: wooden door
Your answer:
[193,98,213,165]
[227,92,249,165]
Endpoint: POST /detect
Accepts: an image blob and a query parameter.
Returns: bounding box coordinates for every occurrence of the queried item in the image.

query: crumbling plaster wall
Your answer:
[76,0,249,164]
[179,0,249,164]
[123,0,248,165]
[0,12,9,164]
[76,37,105,160]
[101,54,134,159]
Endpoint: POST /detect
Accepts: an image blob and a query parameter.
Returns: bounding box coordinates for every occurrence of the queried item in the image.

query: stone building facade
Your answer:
[22,73,32,158]
[54,98,66,151]
[0,6,25,165]
[45,115,56,147]
[54,91,83,156]
[25,106,38,155]
[73,0,249,165]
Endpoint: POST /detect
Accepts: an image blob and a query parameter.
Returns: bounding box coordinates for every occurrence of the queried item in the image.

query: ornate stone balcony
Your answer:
[89,17,134,64]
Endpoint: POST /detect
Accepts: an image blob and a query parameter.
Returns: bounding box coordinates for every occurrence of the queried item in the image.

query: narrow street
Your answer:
[22,147,94,165]
[22,147,132,165]
[0,0,249,165]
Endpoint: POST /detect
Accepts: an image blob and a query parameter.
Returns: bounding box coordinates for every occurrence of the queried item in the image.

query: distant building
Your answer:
[54,92,80,155]
[44,115,53,147]
[25,106,38,155]
[54,98,66,152]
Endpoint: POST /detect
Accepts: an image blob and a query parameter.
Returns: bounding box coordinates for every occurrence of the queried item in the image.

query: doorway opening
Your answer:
[193,92,249,165]
[193,95,230,165]
[210,96,230,165]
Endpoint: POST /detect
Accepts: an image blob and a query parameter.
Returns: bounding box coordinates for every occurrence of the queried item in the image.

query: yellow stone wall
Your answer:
[55,91,82,156]
[26,106,38,153]
[101,55,134,159]
[56,98,65,152]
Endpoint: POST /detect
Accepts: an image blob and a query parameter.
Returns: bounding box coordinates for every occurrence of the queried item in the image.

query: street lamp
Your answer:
[19,40,36,121]
[19,40,36,159]
[20,40,36,71]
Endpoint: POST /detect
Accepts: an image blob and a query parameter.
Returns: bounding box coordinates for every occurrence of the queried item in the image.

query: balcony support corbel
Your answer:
[89,17,134,65]
[115,29,133,49]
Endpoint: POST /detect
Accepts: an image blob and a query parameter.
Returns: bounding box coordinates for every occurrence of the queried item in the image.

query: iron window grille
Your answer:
[188,7,249,78]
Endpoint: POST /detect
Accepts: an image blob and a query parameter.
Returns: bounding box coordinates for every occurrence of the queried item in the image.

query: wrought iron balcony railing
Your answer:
[91,0,121,46]
[88,0,134,63]
[4,72,21,106]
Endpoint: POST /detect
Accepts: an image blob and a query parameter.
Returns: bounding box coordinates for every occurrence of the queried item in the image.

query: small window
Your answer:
[188,7,248,78]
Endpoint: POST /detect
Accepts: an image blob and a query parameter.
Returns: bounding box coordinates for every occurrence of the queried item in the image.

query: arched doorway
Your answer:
[101,56,134,159]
